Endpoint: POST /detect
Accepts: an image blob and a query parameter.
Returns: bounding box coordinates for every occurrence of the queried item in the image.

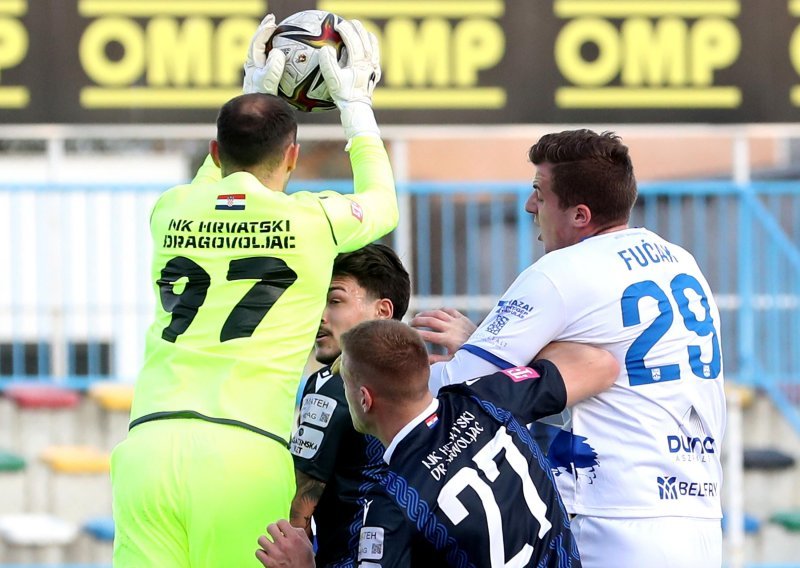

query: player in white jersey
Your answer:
[414,129,726,568]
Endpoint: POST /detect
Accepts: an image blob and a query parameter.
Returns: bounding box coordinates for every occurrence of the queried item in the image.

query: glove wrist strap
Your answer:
[338,101,380,145]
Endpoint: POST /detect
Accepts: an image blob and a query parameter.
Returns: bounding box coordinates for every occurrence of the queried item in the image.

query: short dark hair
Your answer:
[332,243,411,320]
[341,320,429,402]
[528,129,637,227]
[216,93,298,170]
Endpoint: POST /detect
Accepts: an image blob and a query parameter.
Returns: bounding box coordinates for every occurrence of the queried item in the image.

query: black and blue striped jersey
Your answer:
[357,361,581,568]
[292,366,386,567]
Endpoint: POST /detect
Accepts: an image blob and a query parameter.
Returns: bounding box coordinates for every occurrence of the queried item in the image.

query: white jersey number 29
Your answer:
[437,426,551,568]
[622,273,721,386]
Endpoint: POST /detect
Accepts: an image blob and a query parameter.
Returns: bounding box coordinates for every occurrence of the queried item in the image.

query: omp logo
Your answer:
[553,0,742,109]
[77,0,265,108]
[319,0,507,109]
[657,475,678,499]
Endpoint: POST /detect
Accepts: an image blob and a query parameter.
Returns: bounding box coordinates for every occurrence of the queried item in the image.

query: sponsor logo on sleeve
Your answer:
[299,394,337,428]
[358,526,385,561]
[501,366,540,382]
[350,200,364,222]
[290,426,324,459]
[495,298,534,319]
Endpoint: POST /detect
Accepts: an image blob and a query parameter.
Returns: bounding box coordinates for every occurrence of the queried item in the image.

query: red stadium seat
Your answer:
[5,385,80,410]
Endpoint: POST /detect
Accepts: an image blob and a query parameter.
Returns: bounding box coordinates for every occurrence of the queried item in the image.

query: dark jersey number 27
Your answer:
[157,256,298,343]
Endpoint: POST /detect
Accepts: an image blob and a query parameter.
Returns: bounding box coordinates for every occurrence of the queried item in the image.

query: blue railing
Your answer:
[0,180,799,430]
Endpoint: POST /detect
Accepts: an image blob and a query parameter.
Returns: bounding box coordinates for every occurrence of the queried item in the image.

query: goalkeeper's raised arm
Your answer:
[243,15,398,253]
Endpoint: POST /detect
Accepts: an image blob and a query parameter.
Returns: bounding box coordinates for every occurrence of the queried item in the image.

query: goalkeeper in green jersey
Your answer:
[111,16,397,568]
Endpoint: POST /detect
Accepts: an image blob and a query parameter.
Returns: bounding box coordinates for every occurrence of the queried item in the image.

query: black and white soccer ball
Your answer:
[266,10,348,112]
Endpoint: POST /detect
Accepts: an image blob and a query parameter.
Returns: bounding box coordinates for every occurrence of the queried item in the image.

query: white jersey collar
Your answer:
[383,398,440,465]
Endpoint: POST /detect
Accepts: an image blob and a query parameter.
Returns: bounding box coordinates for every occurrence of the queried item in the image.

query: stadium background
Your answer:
[0,0,799,566]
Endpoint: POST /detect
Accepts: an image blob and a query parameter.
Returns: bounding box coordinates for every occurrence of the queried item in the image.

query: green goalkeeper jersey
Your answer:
[130,136,398,445]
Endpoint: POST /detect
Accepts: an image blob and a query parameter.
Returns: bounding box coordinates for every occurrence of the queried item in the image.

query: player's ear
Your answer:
[209,139,222,168]
[573,204,591,228]
[285,142,300,173]
[360,386,373,413]
[375,298,393,320]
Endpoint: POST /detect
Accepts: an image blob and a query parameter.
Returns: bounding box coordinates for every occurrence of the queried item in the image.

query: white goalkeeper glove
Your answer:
[243,14,286,96]
[318,19,381,141]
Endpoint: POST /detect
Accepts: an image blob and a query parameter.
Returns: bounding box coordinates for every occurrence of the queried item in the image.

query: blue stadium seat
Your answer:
[721,512,761,534]
[83,516,115,542]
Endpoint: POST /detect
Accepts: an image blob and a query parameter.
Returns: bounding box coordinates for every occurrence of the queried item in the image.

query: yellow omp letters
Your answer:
[556,18,619,86]
[453,19,504,86]
[78,0,263,109]
[81,17,144,86]
[147,17,213,86]
[0,14,29,108]
[690,18,739,86]
[322,0,507,109]
[385,18,450,88]
[554,0,742,109]
[0,17,26,80]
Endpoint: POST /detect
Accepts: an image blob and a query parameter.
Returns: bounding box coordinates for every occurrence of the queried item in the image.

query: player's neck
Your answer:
[586,222,628,238]
[222,165,286,192]
[374,395,435,447]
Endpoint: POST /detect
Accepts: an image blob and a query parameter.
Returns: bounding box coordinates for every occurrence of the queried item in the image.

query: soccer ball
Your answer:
[266,10,347,112]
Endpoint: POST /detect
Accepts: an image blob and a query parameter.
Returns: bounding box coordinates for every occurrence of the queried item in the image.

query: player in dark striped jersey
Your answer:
[339,320,619,568]
[257,320,617,568]
[290,244,411,566]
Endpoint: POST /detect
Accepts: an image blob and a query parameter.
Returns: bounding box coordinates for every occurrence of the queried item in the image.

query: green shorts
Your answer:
[111,418,294,567]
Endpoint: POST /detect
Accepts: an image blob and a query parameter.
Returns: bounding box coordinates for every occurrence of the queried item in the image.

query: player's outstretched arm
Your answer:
[316,19,398,251]
[535,342,619,405]
[411,308,477,363]
[319,18,381,141]
[256,519,315,568]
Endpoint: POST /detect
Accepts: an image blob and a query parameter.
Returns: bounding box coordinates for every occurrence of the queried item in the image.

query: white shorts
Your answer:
[570,515,722,568]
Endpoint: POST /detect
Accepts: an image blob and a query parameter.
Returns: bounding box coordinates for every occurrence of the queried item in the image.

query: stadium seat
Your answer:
[83,516,114,542]
[4,385,82,452]
[81,516,115,564]
[87,382,134,412]
[721,512,762,534]
[4,385,81,409]
[40,446,110,475]
[0,450,26,516]
[742,448,796,471]
[0,513,79,563]
[770,510,800,532]
[0,449,25,472]
[724,382,756,408]
[39,446,112,525]
[87,381,134,450]
[4,386,83,512]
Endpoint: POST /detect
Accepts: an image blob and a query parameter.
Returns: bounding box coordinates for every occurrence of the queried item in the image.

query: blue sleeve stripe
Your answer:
[461,344,514,370]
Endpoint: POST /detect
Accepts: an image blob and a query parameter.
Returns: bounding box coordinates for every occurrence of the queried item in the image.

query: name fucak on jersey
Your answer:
[465,227,726,519]
[293,366,386,567]
[358,362,581,568]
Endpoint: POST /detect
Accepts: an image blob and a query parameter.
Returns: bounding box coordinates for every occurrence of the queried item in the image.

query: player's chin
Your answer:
[315,344,339,366]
